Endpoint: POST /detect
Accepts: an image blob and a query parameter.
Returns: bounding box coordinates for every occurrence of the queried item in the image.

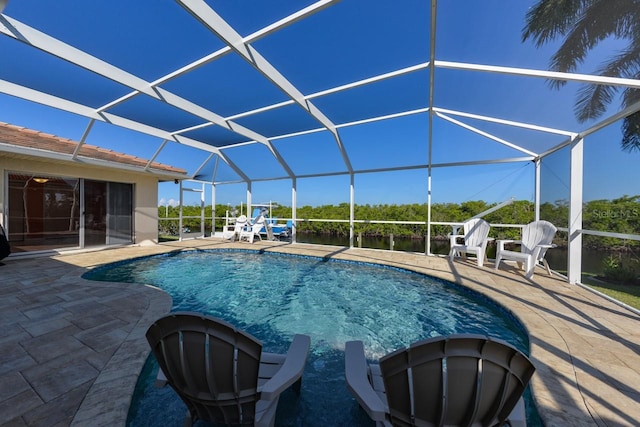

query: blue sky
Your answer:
[1,0,638,209]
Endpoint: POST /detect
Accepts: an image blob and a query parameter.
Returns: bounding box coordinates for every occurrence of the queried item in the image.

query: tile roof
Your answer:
[0,121,187,175]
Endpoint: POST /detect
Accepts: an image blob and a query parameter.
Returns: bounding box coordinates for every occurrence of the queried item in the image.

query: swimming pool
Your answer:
[84,249,539,426]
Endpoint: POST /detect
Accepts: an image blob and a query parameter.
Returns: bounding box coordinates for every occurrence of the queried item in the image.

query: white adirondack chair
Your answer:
[228,215,248,241]
[495,220,557,279]
[449,218,491,267]
[240,214,265,243]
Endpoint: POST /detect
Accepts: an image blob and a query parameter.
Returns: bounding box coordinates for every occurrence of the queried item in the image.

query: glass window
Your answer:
[84,179,107,247]
[7,174,133,252]
[7,173,80,252]
[107,182,133,245]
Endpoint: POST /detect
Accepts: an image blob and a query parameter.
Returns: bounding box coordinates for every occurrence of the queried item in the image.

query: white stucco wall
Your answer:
[0,155,161,247]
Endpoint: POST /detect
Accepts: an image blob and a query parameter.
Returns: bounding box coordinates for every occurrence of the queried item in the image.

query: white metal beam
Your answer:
[538,97,640,160]
[145,140,168,171]
[72,119,95,159]
[433,107,576,137]
[337,108,431,129]
[226,62,430,121]
[577,97,640,140]
[0,15,160,99]
[211,156,220,183]
[436,60,640,89]
[0,79,101,119]
[222,107,432,151]
[138,0,338,99]
[102,0,338,118]
[0,78,252,181]
[435,112,538,157]
[193,152,216,180]
[224,56,640,137]
[211,156,533,184]
[0,13,295,180]
[176,0,354,174]
[99,2,339,179]
[154,86,296,178]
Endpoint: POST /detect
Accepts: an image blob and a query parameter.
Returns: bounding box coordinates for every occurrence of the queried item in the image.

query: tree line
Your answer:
[160,196,640,251]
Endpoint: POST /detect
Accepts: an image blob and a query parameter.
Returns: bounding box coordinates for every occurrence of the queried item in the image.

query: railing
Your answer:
[158,217,211,240]
[167,216,638,245]
[160,216,639,293]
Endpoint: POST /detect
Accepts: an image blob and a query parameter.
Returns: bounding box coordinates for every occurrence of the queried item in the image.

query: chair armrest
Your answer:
[345,341,388,422]
[537,243,556,249]
[260,334,311,401]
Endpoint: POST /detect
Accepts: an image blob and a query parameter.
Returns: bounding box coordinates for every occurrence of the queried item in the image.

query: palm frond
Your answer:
[523,0,640,152]
[575,84,615,121]
[549,0,634,74]
[609,0,640,39]
[619,75,640,152]
[574,47,640,121]
[522,0,589,45]
[622,81,640,109]
[621,112,640,152]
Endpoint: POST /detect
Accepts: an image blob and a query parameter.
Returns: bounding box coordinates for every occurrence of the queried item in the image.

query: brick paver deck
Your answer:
[1,239,638,426]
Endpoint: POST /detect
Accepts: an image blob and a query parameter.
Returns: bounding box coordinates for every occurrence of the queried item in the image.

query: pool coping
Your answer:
[2,238,639,426]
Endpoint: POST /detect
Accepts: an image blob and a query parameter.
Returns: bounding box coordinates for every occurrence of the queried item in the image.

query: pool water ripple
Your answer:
[84,250,538,426]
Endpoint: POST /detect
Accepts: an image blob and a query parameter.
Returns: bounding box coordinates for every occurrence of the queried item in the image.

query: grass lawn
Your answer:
[582,276,640,310]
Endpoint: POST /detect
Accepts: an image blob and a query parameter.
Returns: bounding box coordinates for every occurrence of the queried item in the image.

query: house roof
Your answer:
[0,121,188,177]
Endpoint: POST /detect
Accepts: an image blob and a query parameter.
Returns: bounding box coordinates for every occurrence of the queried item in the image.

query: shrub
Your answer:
[602,255,639,285]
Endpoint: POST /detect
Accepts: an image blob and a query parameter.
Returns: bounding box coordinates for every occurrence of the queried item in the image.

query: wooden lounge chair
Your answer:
[449,218,491,267]
[146,312,311,427]
[495,220,557,279]
[345,334,535,427]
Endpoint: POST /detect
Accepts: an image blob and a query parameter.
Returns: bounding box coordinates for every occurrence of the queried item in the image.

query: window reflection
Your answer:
[7,174,133,252]
[8,174,80,252]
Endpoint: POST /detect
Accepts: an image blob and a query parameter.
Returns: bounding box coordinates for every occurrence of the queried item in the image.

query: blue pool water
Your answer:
[84,250,540,426]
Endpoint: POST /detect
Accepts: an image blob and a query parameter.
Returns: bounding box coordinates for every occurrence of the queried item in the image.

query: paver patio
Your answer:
[1,238,638,426]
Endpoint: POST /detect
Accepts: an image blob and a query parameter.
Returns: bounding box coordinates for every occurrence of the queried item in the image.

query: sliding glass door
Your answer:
[83,180,107,247]
[8,174,80,252]
[7,173,133,252]
[106,182,133,245]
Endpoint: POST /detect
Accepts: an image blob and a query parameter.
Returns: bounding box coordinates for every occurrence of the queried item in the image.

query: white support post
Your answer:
[291,178,297,244]
[349,174,355,248]
[426,0,436,256]
[246,182,252,221]
[534,159,541,221]
[211,183,216,236]
[200,182,205,237]
[426,173,432,255]
[568,137,584,284]
[179,180,184,242]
